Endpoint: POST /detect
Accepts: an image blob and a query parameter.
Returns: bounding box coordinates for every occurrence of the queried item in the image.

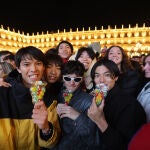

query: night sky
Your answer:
[0,0,149,34]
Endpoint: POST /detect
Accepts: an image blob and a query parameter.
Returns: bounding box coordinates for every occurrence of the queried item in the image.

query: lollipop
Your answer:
[94,83,108,106]
[30,81,47,104]
[63,89,72,105]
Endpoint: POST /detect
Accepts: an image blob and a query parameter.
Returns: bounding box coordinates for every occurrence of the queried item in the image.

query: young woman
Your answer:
[75,46,97,92]
[105,45,143,97]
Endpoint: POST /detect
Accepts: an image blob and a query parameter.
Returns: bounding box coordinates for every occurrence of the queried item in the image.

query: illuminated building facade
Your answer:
[0,23,149,57]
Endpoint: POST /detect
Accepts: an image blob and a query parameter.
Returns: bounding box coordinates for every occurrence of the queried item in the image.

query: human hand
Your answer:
[88,97,108,132]
[57,103,80,120]
[32,100,49,133]
[88,97,105,121]
[0,78,11,87]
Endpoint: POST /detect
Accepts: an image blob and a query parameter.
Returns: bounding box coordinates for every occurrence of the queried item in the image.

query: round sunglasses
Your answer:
[63,76,82,82]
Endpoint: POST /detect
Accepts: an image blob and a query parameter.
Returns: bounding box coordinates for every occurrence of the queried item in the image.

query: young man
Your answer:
[0,46,61,150]
[44,53,63,85]
[88,59,146,150]
[56,40,73,63]
[51,60,101,150]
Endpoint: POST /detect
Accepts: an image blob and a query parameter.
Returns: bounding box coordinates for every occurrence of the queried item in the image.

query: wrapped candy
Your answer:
[30,81,47,104]
[94,83,108,106]
[63,89,72,105]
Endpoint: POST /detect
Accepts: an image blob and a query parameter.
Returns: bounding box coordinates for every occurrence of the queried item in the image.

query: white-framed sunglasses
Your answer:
[63,76,82,83]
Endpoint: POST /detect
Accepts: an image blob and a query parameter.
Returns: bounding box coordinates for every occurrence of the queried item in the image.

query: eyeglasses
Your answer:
[63,76,82,82]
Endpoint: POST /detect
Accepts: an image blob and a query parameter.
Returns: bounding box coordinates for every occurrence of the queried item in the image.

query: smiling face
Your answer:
[94,65,118,91]
[77,51,93,70]
[58,43,72,59]
[17,56,45,88]
[63,73,83,93]
[108,47,123,67]
[45,62,61,84]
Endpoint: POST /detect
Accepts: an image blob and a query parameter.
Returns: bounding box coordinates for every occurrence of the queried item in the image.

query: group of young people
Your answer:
[0,40,149,150]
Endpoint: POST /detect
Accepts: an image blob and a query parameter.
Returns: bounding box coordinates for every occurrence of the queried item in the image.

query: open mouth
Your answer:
[29,74,39,81]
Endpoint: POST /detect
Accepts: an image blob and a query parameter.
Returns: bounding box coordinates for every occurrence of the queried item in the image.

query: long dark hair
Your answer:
[105,45,134,73]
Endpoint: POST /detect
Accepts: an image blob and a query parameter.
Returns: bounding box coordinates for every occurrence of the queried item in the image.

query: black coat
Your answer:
[117,70,143,98]
[101,85,146,150]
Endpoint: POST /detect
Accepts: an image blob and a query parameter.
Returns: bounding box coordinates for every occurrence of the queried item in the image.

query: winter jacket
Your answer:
[117,70,142,98]
[0,75,61,150]
[101,85,146,150]
[51,87,102,150]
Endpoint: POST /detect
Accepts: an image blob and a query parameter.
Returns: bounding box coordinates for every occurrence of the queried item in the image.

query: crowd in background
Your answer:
[0,40,150,150]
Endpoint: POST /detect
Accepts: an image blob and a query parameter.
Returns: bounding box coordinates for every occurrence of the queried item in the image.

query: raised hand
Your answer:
[57,103,80,120]
[32,100,50,133]
[88,97,108,132]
